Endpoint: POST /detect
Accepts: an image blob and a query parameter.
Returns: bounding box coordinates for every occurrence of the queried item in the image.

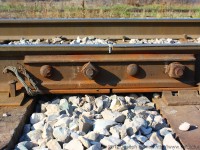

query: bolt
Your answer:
[127,64,138,76]
[174,67,184,77]
[85,68,95,77]
[165,62,185,78]
[40,65,52,78]
[8,80,17,97]
[82,62,98,80]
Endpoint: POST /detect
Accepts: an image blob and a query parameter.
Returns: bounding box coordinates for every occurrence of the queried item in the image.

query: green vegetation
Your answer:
[0,1,199,18]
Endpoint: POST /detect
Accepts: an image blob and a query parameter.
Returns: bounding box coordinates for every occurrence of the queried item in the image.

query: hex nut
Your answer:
[82,62,98,80]
[165,62,185,78]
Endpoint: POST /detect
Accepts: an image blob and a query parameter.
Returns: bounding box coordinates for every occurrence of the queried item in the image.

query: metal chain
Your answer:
[3,65,40,96]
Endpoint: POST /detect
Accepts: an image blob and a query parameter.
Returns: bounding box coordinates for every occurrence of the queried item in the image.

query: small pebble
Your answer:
[179,122,191,131]
[63,139,84,150]
[100,136,123,147]
[78,136,91,148]
[30,113,45,124]
[46,139,62,150]
[163,134,183,150]
[2,112,11,117]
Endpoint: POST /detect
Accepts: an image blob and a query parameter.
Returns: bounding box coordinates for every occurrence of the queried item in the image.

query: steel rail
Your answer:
[0,19,200,40]
[0,19,199,149]
[0,18,199,97]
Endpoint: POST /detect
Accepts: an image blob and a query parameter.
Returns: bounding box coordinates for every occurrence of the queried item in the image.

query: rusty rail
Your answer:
[0,19,200,105]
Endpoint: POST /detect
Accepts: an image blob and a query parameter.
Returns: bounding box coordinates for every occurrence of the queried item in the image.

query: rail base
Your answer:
[0,92,25,106]
[162,90,200,106]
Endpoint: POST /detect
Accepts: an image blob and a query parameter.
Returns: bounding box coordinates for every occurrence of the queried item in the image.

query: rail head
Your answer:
[0,18,200,23]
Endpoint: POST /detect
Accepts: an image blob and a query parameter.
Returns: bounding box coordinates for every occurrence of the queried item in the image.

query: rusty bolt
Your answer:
[127,64,138,76]
[165,62,185,78]
[40,65,52,78]
[82,62,98,80]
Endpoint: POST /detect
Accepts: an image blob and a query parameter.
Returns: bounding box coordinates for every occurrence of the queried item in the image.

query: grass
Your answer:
[0,1,199,18]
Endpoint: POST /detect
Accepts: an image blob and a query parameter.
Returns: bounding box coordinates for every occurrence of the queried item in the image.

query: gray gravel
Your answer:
[15,94,183,150]
[5,36,200,45]
[7,36,116,45]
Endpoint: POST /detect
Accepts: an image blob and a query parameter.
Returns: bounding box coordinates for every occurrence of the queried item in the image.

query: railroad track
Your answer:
[0,19,200,104]
[0,19,200,149]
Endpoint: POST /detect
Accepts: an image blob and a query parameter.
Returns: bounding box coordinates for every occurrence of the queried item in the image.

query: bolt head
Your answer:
[86,68,94,77]
[40,65,52,78]
[127,64,138,76]
[166,62,185,78]
[174,67,184,77]
[82,62,98,80]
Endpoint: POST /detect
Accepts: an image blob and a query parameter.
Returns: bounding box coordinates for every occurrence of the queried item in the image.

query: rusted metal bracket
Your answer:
[0,92,25,106]
[0,78,25,106]
[162,90,200,106]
